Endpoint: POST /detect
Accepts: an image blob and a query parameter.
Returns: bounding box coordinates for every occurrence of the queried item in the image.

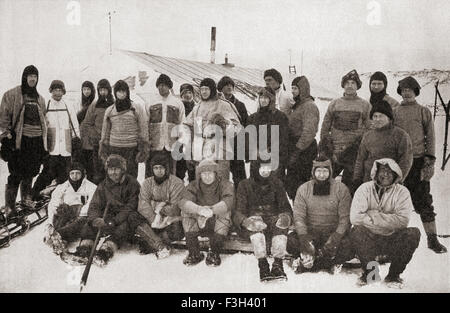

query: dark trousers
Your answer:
[81,211,142,247]
[230,159,246,190]
[79,149,94,181]
[145,149,175,178]
[285,140,317,200]
[287,228,354,268]
[92,144,105,184]
[350,226,420,276]
[108,146,139,178]
[32,155,71,198]
[404,157,436,223]
[176,159,196,182]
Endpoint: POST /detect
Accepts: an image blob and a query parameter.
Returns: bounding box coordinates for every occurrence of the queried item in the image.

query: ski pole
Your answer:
[80,203,110,292]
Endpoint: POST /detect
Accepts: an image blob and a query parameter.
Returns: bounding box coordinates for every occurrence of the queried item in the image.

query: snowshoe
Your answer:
[183,252,204,266]
[384,274,404,289]
[269,259,287,282]
[60,251,89,266]
[258,258,272,282]
[44,230,67,255]
[205,251,221,267]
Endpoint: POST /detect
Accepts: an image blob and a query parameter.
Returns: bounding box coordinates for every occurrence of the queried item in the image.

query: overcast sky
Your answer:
[1,0,449,91]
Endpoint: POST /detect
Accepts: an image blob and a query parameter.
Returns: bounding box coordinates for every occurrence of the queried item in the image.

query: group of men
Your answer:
[0,64,447,288]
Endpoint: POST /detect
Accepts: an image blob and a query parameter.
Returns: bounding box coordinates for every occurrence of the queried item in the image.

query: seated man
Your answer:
[44,162,97,254]
[135,153,185,258]
[76,154,143,265]
[179,159,234,267]
[287,156,353,274]
[350,158,421,288]
[234,158,292,282]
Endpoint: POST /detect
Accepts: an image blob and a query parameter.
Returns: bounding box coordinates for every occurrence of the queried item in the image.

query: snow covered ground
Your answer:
[1,83,449,293]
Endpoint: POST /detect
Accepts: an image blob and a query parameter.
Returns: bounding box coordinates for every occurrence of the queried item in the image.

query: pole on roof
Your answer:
[108,11,116,55]
[210,27,216,64]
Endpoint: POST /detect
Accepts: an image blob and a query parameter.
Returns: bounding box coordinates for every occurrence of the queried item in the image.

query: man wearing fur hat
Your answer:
[320,69,372,188]
[183,78,241,181]
[234,158,292,282]
[144,74,185,179]
[135,153,185,259]
[99,80,149,178]
[393,76,447,254]
[287,155,353,275]
[179,159,235,266]
[32,80,80,200]
[285,76,320,200]
[44,162,97,255]
[75,154,143,265]
[350,158,421,288]
[82,79,114,184]
[353,100,413,191]
[369,71,400,109]
[247,87,289,180]
[263,68,294,115]
[0,65,48,221]
[217,76,249,189]
[176,83,197,182]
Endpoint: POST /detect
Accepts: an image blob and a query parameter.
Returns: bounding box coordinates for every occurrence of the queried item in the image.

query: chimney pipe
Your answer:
[210,27,216,64]
[225,53,228,64]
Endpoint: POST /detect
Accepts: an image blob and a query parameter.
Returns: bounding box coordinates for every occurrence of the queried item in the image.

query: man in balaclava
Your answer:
[99,80,149,179]
[81,78,114,184]
[78,80,96,180]
[0,65,47,221]
[135,153,185,259]
[369,71,399,109]
[234,157,292,282]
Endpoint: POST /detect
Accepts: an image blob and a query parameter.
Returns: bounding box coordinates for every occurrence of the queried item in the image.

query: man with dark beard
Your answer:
[77,81,95,180]
[99,80,149,178]
[0,65,48,221]
[234,158,292,282]
[369,71,399,109]
[136,153,185,259]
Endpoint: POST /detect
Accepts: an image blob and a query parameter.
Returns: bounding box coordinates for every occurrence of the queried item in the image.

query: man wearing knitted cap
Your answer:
[82,79,114,184]
[287,155,353,275]
[285,76,320,200]
[352,100,412,192]
[44,162,97,255]
[234,158,292,282]
[98,80,149,179]
[75,154,143,265]
[263,68,294,115]
[217,76,249,189]
[0,65,48,222]
[393,76,447,254]
[179,159,235,266]
[182,78,241,181]
[135,153,184,259]
[144,73,185,179]
[247,87,289,180]
[320,69,372,188]
[369,71,400,109]
[77,81,96,181]
[32,79,80,200]
[176,83,197,182]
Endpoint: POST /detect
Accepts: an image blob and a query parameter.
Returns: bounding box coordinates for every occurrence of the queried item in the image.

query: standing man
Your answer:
[263,68,294,115]
[285,76,320,200]
[369,71,399,109]
[144,74,185,178]
[394,76,447,254]
[32,80,80,200]
[0,65,48,219]
[176,83,197,182]
[99,80,149,178]
[320,70,372,188]
[217,76,248,189]
[82,79,114,184]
